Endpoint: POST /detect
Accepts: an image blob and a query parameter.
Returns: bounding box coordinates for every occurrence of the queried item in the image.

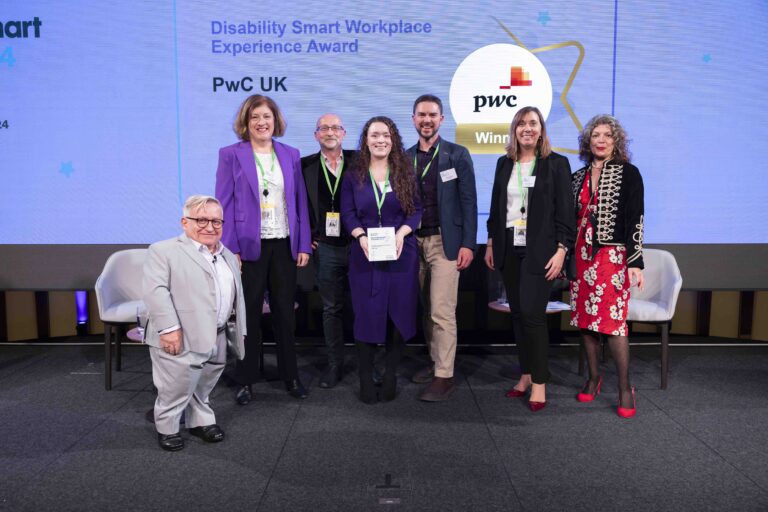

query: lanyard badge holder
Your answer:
[513,159,536,246]
[320,157,344,237]
[255,149,277,228]
[366,167,397,261]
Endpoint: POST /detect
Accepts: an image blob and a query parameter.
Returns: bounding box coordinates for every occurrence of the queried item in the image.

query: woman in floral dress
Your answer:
[570,115,644,418]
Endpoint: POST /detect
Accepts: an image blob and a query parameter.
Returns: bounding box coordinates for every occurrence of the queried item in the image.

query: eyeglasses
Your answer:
[316,125,345,133]
[186,217,224,229]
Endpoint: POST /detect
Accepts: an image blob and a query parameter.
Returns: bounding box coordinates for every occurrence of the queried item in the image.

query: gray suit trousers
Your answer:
[150,331,227,435]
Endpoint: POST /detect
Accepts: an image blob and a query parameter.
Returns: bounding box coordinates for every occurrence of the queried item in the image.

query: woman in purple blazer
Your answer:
[340,116,422,404]
[215,95,312,404]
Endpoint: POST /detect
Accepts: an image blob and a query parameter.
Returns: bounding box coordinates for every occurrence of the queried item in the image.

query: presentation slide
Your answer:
[2,0,767,245]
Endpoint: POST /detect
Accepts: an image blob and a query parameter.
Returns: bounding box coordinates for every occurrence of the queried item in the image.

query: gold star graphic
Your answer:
[493,17,585,154]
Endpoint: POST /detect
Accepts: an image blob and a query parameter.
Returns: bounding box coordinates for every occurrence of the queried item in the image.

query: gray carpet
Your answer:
[1,342,767,512]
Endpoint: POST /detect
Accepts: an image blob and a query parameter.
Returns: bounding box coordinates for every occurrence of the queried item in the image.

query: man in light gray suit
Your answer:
[143,195,246,451]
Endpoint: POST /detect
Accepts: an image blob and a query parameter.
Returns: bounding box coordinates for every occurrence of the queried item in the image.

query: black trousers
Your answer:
[500,236,554,384]
[313,242,349,367]
[236,238,298,383]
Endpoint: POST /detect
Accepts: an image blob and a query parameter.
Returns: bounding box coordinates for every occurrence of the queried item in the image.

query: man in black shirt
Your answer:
[301,114,356,388]
[407,95,478,401]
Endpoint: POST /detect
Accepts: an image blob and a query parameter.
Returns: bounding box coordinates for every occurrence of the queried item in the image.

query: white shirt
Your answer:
[506,161,534,227]
[255,151,290,239]
[322,151,344,178]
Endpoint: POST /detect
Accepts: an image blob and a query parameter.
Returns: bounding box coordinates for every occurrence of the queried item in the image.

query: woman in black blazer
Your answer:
[484,106,575,411]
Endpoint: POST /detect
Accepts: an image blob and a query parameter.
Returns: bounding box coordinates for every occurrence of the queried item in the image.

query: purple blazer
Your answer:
[215,139,312,261]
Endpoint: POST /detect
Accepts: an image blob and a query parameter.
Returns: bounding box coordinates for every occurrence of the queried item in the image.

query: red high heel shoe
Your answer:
[505,387,528,398]
[528,400,547,412]
[617,387,636,418]
[576,376,602,403]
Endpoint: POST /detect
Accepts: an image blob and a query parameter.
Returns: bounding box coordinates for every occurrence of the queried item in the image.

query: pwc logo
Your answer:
[449,44,552,154]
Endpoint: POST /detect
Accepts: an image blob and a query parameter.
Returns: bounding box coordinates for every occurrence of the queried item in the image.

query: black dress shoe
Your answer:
[157,433,184,451]
[285,379,308,399]
[189,424,225,443]
[319,365,343,389]
[236,385,252,405]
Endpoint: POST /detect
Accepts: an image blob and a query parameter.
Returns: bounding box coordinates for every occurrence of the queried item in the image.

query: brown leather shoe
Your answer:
[412,365,435,384]
[419,377,456,402]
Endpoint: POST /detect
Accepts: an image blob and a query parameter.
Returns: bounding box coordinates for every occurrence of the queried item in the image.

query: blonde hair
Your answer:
[504,106,552,161]
[233,94,287,140]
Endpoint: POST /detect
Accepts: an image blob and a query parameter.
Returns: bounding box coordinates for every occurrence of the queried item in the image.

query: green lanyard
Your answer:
[369,166,390,226]
[319,155,344,211]
[254,149,276,197]
[414,143,440,180]
[516,158,536,216]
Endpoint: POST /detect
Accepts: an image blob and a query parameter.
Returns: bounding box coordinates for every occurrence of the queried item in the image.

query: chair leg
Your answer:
[104,325,112,390]
[116,324,123,372]
[661,322,669,390]
[578,339,585,376]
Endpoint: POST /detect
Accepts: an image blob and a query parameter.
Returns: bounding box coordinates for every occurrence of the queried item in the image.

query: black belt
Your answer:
[416,226,440,237]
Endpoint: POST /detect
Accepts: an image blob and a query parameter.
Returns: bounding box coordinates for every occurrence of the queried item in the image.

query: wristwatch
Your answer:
[356,232,368,240]
[557,242,568,253]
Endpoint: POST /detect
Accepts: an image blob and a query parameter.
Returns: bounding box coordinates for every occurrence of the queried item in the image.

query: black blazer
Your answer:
[486,152,575,274]
[300,149,358,238]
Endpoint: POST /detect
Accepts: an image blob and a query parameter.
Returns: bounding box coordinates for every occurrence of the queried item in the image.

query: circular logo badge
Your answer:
[449,44,553,153]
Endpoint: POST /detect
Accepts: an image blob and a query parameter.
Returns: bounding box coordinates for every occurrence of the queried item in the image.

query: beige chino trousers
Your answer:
[417,233,460,378]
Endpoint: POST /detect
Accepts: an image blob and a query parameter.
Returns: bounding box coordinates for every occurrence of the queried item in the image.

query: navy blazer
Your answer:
[406,138,478,260]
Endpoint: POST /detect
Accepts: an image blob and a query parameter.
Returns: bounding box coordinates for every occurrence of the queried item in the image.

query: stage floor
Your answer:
[1,342,767,511]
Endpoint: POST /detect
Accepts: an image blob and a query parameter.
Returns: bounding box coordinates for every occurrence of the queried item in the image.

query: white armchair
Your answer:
[94,249,147,390]
[626,249,683,389]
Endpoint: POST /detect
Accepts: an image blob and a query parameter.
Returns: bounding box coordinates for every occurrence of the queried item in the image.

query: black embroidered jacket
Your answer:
[571,161,644,269]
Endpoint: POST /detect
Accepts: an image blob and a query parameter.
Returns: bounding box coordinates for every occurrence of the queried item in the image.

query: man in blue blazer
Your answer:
[406,94,478,401]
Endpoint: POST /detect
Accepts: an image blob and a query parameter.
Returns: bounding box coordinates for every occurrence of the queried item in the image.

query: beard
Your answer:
[418,125,439,140]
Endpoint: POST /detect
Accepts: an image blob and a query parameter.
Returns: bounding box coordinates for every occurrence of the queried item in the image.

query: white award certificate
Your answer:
[367,227,397,261]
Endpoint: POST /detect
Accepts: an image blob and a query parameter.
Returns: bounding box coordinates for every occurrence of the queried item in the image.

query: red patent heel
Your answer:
[505,387,528,398]
[577,376,602,403]
[617,387,636,419]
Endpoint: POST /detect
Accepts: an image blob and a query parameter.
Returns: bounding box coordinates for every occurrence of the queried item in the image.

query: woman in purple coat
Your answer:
[215,95,312,404]
[341,116,422,404]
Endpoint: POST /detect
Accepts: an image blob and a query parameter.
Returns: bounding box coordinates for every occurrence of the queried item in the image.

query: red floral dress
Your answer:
[570,176,630,336]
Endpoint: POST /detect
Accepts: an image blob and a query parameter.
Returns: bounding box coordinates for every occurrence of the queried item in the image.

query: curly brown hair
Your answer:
[354,116,416,216]
[578,114,631,164]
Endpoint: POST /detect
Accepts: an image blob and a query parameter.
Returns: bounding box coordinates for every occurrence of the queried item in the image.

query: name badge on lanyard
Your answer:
[320,156,344,237]
[256,149,278,228]
[325,212,340,237]
[513,218,527,246]
[513,158,535,246]
[261,202,277,228]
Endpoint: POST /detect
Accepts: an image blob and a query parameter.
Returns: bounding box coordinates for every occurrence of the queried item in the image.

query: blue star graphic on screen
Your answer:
[60,161,74,177]
[537,11,551,26]
[0,46,16,67]
[702,54,712,63]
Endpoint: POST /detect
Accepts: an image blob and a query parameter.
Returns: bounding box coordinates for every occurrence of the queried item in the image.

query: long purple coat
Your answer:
[215,139,312,261]
[340,169,422,344]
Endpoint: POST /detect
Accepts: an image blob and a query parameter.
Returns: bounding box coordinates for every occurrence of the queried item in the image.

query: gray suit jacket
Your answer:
[142,234,246,359]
